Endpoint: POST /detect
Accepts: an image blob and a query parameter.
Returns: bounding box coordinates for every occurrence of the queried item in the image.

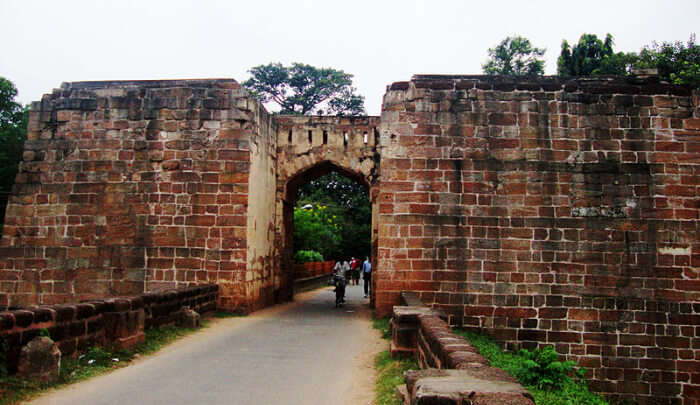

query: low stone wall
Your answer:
[293,261,334,280]
[392,292,534,404]
[0,284,217,374]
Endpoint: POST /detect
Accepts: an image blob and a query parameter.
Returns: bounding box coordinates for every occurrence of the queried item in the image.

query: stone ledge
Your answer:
[392,292,534,405]
[0,284,218,374]
[405,369,534,405]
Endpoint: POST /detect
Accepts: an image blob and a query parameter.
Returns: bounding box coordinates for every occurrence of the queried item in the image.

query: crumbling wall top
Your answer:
[386,74,696,96]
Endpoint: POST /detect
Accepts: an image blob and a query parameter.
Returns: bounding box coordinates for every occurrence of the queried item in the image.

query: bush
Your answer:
[293,250,324,264]
[455,330,608,405]
[516,346,581,390]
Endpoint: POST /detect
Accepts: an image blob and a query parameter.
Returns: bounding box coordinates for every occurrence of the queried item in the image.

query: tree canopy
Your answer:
[635,34,700,87]
[243,63,365,115]
[482,36,546,77]
[294,172,370,261]
[558,33,635,76]
[0,77,28,230]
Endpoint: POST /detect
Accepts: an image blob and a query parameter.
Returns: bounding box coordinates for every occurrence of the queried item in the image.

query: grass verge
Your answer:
[454,329,610,405]
[373,316,418,405]
[0,314,240,405]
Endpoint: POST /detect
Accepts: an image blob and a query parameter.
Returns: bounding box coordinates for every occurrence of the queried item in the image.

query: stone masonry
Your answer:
[0,80,270,312]
[0,75,699,404]
[377,75,699,405]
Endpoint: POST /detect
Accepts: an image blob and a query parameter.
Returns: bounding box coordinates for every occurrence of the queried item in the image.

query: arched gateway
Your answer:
[0,79,383,313]
[1,75,699,404]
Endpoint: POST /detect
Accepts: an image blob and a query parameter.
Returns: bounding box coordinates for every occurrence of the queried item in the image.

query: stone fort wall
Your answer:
[0,79,276,312]
[376,75,699,404]
[0,75,698,403]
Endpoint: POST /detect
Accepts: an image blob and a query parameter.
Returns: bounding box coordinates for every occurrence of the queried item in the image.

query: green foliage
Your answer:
[375,351,418,405]
[38,328,50,338]
[293,249,324,264]
[558,33,635,76]
[373,314,417,405]
[212,310,244,318]
[635,34,700,86]
[517,346,580,390]
[293,204,342,260]
[455,330,608,405]
[482,36,546,77]
[0,77,28,232]
[372,316,392,339]
[243,62,365,115]
[296,172,371,260]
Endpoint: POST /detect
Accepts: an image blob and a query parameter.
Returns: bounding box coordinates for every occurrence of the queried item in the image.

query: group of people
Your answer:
[333,256,371,298]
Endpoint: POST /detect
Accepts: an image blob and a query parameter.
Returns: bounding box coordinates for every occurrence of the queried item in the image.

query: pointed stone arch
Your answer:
[274,157,379,304]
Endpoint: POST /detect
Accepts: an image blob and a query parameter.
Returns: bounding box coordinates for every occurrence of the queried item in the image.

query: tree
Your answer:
[482,36,546,77]
[295,172,371,260]
[635,34,700,87]
[0,77,28,230]
[243,63,365,115]
[293,204,342,260]
[558,33,635,76]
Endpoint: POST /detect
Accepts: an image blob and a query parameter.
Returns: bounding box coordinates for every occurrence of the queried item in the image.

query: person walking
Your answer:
[332,260,343,285]
[350,257,360,285]
[362,257,371,298]
[341,259,351,283]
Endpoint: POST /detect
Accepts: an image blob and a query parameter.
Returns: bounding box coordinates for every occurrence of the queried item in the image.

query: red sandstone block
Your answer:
[569,309,599,321]
[488,112,517,126]
[656,336,691,349]
[217,150,248,160]
[684,118,700,130]
[501,239,530,250]
[185,215,215,226]
[641,358,677,371]
[220,173,248,184]
[539,308,568,319]
[494,307,536,318]
[215,216,246,226]
[548,331,581,343]
[408,204,438,215]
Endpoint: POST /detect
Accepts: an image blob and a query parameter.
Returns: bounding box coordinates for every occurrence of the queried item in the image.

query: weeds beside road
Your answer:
[372,317,418,405]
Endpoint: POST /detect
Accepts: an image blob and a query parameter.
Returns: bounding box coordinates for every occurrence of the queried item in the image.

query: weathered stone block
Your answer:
[17,336,61,384]
[179,308,200,329]
[405,369,534,405]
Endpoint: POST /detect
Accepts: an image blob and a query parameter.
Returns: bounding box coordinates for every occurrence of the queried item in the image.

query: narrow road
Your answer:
[29,283,382,405]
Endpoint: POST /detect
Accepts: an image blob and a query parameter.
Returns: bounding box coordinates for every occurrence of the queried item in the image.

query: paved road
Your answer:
[29,283,379,405]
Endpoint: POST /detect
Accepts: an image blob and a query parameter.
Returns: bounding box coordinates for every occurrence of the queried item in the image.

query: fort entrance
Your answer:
[273,115,380,303]
[1,75,698,403]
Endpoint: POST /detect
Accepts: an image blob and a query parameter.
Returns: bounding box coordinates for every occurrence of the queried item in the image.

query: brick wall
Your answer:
[377,75,699,404]
[0,80,265,311]
[0,284,217,373]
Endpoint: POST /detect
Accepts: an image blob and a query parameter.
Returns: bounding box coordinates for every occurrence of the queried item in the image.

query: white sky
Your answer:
[1,0,698,115]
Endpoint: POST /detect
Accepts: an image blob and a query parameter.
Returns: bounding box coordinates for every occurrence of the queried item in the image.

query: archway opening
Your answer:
[281,161,373,301]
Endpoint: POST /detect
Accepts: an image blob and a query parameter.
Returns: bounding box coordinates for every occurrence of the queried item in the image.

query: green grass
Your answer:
[454,329,610,405]
[375,350,418,405]
[372,317,391,339]
[0,322,217,405]
[212,310,244,318]
[372,316,417,405]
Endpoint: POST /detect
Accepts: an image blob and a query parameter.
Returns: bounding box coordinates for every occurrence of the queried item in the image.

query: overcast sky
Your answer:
[1,0,698,115]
